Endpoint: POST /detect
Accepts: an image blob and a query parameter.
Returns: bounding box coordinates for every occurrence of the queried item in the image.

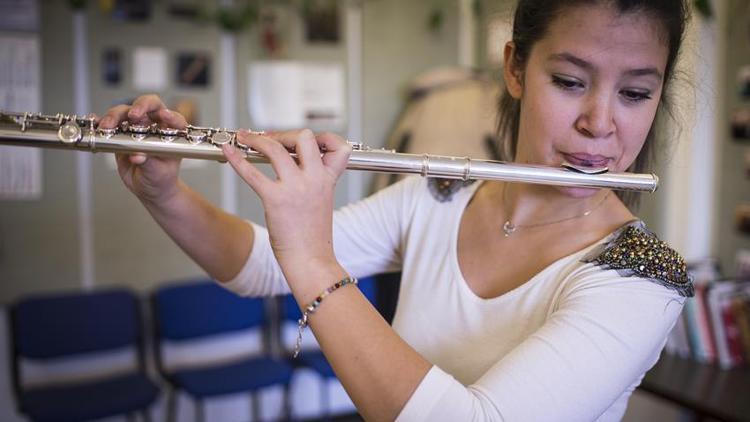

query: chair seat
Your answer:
[169,357,294,398]
[19,373,159,422]
[299,351,336,378]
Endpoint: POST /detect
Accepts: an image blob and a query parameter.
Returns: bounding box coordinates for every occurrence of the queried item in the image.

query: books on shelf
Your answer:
[664,259,750,368]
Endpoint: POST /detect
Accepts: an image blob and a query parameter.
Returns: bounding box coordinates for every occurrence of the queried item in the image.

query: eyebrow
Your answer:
[548,52,663,80]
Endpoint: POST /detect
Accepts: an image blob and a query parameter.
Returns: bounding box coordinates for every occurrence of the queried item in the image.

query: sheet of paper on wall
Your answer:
[486,16,512,67]
[133,46,168,90]
[248,61,305,130]
[0,34,42,200]
[0,0,39,31]
[301,63,345,131]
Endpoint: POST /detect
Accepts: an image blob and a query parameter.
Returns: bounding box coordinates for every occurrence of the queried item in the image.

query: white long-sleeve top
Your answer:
[221,176,687,421]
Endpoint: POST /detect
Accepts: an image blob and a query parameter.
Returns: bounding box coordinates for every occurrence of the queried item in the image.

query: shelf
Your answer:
[639,353,750,422]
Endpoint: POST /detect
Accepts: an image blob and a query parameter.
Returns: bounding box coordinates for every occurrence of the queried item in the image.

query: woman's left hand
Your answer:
[222,129,351,287]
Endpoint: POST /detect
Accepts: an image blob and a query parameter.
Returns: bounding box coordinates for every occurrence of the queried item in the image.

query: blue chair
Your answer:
[9,288,159,422]
[281,276,378,419]
[152,279,294,422]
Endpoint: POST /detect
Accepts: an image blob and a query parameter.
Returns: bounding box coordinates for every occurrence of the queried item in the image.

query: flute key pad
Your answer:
[211,131,234,146]
[129,124,151,141]
[58,122,82,144]
[187,130,207,144]
[159,127,179,142]
[98,128,118,138]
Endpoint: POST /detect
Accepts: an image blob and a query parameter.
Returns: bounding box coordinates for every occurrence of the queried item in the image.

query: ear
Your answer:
[503,42,524,99]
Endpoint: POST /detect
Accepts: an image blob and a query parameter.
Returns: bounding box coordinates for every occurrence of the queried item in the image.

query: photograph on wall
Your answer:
[737,249,750,280]
[739,65,750,98]
[736,203,750,235]
[0,35,42,200]
[303,0,339,43]
[167,0,200,18]
[176,52,210,88]
[0,0,38,31]
[111,0,152,21]
[260,6,287,58]
[102,48,122,86]
[731,108,750,141]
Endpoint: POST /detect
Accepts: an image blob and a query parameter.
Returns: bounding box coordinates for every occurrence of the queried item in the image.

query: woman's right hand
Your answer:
[99,94,188,205]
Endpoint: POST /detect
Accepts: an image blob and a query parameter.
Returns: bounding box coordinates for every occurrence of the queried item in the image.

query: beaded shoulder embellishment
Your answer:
[427,178,476,203]
[582,222,694,297]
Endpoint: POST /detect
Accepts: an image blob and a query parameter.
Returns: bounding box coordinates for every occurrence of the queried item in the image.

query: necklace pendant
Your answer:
[503,221,516,237]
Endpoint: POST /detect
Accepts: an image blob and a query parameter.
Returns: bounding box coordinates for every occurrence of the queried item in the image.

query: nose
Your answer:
[575,94,615,139]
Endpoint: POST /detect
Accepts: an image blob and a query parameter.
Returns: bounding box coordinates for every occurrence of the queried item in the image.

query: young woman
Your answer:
[100,0,693,420]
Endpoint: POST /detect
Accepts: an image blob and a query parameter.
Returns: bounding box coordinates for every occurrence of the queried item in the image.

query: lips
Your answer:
[562,153,610,167]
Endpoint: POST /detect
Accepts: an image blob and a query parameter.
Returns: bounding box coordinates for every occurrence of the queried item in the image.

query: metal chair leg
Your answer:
[251,392,260,421]
[320,377,331,422]
[140,408,152,422]
[195,398,205,422]
[167,388,177,422]
[283,383,292,421]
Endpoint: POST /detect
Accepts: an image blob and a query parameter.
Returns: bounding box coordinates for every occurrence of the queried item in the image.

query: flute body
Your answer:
[0,111,658,192]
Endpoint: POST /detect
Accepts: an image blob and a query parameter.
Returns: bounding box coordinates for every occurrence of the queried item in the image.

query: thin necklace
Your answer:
[501,187,611,237]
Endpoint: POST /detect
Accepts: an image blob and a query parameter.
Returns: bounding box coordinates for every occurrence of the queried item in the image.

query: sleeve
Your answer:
[396,269,686,422]
[218,222,290,297]
[332,176,423,278]
[218,176,424,297]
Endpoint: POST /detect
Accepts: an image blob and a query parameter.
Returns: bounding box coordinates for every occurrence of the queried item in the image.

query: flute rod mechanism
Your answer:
[0,111,658,192]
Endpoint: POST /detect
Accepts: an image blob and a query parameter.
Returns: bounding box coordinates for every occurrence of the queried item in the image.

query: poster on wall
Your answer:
[303,0,339,43]
[111,0,152,21]
[731,108,750,141]
[102,48,122,86]
[133,46,168,90]
[0,35,42,200]
[248,61,344,131]
[0,0,38,31]
[176,52,210,87]
[736,203,750,236]
[486,15,512,67]
[738,65,750,98]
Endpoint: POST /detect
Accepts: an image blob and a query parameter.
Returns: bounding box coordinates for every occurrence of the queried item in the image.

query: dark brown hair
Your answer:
[496,0,690,208]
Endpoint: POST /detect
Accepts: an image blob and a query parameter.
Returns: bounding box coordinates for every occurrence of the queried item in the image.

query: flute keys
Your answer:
[210,131,234,146]
[129,124,151,141]
[187,130,207,145]
[98,127,117,139]
[158,127,179,142]
[58,121,82,144]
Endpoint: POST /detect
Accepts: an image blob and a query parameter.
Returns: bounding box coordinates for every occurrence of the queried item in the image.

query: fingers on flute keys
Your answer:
[222,133,274,196]
[98,94,187,130]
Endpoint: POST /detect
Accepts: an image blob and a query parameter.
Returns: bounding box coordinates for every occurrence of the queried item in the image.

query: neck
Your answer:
[498,182,611,227]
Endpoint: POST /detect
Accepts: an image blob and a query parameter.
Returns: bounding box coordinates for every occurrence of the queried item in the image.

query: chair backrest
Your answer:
[11,288,141,359]
[153,279,266,341]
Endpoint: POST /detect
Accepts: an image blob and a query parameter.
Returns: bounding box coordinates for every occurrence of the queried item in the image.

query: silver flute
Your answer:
[0,111,658,192]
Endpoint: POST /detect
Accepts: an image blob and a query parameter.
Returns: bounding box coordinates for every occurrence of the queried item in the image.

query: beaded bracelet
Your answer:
[293,276,358,358]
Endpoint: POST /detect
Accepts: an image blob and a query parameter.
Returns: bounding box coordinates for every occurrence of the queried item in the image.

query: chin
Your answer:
[556,186,603,198]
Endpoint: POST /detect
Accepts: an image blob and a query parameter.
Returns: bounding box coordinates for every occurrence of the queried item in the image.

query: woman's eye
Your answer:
[621,89,652,103]
[551,75,583,90]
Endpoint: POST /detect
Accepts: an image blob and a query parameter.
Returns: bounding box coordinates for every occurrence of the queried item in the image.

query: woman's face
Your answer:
[504,5,669,197]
